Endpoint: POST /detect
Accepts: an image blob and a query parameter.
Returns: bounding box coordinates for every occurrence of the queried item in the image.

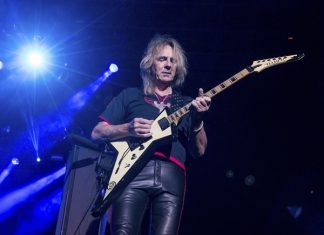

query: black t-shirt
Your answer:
[99,87,194,166]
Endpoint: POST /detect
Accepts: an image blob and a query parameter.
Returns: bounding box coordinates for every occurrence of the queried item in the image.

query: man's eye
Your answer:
[158,57,167,61]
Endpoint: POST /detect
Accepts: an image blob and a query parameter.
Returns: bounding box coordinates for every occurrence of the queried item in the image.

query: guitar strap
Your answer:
[170,91,188,141]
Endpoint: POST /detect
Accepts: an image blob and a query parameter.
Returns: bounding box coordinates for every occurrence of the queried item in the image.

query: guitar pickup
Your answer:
[158,117,170,130]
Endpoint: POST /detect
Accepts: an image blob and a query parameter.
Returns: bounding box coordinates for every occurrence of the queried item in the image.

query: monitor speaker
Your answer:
[55,145,102,235]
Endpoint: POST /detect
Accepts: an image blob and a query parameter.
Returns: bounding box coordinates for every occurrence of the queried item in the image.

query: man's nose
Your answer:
[165,59,171,69]
[165,64,171,70]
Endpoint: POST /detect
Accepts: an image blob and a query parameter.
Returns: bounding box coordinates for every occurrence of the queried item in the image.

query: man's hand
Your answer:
[128,117,153,138]
[191,88,211,113]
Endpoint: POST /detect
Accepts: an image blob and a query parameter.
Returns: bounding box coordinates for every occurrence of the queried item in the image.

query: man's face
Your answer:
[153,45,177,85]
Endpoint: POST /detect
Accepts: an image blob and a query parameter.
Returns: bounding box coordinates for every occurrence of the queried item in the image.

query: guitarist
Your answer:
[91,34,211,235]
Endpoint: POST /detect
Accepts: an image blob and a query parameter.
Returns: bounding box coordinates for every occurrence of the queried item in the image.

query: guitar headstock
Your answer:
[250,54,305,73]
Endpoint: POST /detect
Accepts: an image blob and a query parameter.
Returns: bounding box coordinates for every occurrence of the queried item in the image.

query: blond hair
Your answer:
[140,35,188,95]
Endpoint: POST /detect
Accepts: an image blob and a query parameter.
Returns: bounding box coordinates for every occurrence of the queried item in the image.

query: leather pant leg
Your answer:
[150,191,184,235]
[110,187,150,235]
[109,160,185,235]
[149,160,185,235]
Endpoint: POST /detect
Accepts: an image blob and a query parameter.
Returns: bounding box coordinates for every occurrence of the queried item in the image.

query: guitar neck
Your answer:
[167,67,253,125]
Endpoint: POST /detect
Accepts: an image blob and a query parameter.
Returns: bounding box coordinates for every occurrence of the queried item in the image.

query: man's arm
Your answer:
[91,118,153,141]
[188,88,211,157]
[188,122,207,157]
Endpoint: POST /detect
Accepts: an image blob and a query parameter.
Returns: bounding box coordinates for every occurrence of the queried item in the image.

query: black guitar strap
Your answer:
[169,91,188,142]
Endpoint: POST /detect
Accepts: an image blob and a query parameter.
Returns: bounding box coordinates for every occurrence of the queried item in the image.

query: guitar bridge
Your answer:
[127,137,151,151]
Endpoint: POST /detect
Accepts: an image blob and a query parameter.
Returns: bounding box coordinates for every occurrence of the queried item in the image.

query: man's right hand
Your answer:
[128,118,153,138]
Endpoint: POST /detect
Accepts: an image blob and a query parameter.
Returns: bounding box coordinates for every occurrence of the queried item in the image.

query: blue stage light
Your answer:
[11,158,20,165]
[13,189,62,235]
[69,63,119,110]
[0,166,66,219]
[0,159,19,185]
[27,51,44,68]
[0,61,3,70]
[2,59,118,164]
[109,63,118,73]
[16,42,51,77]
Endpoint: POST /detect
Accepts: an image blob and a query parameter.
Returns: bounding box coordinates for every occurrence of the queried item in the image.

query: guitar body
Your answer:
[92,109,172,216]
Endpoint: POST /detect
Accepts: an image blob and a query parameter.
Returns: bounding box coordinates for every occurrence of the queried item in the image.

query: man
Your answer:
[91,34,211,235]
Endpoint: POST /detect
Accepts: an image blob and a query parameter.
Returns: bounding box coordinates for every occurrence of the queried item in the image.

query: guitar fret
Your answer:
[181,108,189,115]
[230,76,237,82]
[224,80,232,86]
[167,68,253,125]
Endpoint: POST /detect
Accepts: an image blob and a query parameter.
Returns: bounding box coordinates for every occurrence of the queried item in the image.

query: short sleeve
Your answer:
[99,89,128,124]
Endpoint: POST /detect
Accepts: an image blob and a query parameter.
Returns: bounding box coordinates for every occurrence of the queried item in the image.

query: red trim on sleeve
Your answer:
[99,115,112,125]
[153,152,186,171]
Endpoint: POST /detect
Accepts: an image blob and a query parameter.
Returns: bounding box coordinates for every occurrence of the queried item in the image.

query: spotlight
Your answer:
[27,51,44,68]
[11,158,20,165]
[0,159,19,185]
[103,64,118,79]
[109,63,118,73]
[0,61,3,70]
[17,42,51,76]
[0,166,66,217]
[36,157,41,162]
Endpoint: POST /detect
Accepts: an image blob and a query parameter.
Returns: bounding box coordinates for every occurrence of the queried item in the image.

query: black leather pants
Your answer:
[109,159,186,235]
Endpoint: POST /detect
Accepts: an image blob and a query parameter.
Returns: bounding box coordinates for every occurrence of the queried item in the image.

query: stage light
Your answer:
[13,189,62,235]
[103,63,118,78]
[3,58,117,164]
[16,42,51,76]
[0,166,66,219]
[69,63,119,110]
[0,159,19,185]
[0,61,3,70]
[109,63,118,73]
[11,158,20,165]
[23,46,49,72]
[27,51,44,68]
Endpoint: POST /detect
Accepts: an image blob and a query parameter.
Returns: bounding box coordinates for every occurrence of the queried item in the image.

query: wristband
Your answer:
[193,121,204,133]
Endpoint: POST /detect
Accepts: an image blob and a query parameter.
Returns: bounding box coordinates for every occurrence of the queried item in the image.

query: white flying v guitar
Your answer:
[92,54,305,216]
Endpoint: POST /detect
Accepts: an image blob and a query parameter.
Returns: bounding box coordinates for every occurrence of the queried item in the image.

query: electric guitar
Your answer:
[92,54,305,216]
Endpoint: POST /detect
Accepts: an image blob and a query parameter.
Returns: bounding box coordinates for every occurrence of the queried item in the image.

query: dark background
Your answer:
[0,0,322,234]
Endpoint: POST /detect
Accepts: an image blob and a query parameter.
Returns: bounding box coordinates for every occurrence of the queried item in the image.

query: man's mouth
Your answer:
[162,72,172,76]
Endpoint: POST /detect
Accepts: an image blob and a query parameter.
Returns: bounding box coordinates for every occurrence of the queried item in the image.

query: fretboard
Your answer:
[166,67,252,125]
